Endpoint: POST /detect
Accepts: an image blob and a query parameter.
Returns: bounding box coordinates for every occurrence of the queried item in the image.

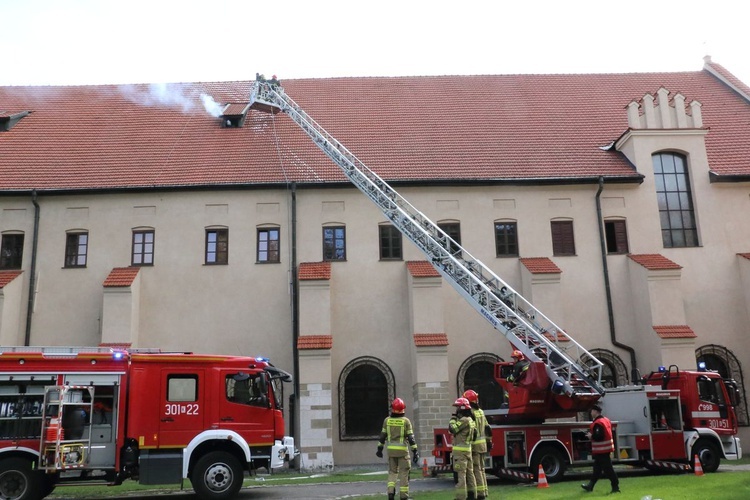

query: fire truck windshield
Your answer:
[697,376,726,405]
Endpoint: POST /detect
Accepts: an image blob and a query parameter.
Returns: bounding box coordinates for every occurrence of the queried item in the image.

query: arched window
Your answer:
[589,349,629,388]
[338,357,394,439]
[696,345,748,426]
[652,152,698,248]
[457,353,503,410]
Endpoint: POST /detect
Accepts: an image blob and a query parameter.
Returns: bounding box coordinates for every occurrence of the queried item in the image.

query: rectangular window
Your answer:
[551,221,576,256]
[653,153,698,248]
[0,234,24,270]
[167,375,198,402]
[132,230,154,266]
[205,229,228,265]
[64,232,88,268]
[323,226,346,261]
[257,228,280,263]
[438,222,462,256]
[379,225,402,260]
[604,220,629,254]
[494,222,518,257]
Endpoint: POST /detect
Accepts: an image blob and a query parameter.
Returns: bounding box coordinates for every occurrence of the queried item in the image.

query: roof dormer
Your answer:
[220,102,250,128]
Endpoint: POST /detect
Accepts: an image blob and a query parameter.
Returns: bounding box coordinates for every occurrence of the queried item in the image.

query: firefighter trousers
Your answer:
[453,450,476,500]
[471,451,488,498]
[387,454,411,499]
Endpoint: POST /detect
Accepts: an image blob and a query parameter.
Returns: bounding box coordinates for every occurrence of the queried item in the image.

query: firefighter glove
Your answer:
[487,440,493,452]
[412,450,420,464]
[376,446,383,458]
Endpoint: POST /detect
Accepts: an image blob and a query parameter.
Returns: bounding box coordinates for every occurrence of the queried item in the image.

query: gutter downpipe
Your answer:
[24,190,40,346]
[595,177,638,382]
[290,182,300,469]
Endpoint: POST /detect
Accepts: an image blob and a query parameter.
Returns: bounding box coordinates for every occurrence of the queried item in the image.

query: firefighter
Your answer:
[463,390,492,499]
[582,403,620,494]
[506,350,530,385]
[376,398,420,500]
[449,397,477,500]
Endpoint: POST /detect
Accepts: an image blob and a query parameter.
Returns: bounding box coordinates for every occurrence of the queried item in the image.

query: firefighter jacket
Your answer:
[590,415,615,455]
[507,359,530,384]
[449,414,476,454]
[470,407,491,453]
[378,415,417,458]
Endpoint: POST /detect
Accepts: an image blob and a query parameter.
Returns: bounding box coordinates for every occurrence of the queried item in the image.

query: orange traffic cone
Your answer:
[660,412,667,428]
[422,458,429,477]
[693,454,704,476]
[537,464,549,488]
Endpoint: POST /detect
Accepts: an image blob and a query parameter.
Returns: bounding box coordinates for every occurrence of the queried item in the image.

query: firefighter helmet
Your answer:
[511,350,524,360]
[453,397,471,411]
[391,398,406,414]
[462,389,479,404]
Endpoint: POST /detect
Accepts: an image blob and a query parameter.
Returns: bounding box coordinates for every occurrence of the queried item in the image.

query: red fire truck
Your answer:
[432,362,742,482]
[0,346,296,500]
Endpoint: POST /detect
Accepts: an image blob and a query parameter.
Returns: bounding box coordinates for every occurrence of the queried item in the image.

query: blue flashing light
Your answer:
[551,379,565,395]
[658,366,666,372]
[112,350,127,361]
[256,356,269,363]
[697,361,707,371]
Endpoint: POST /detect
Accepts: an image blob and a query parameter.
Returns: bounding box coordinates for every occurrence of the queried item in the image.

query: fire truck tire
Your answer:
[530,446,567,483]
[691,438,721,473]
[36,472,55,499]
[191,451,244,500]
[0,458,41,500]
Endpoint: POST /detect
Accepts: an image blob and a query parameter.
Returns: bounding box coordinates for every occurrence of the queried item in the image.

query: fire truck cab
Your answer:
[0,346,296,500]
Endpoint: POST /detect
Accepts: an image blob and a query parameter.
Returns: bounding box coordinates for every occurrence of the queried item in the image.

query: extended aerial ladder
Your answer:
[249,76,605,408]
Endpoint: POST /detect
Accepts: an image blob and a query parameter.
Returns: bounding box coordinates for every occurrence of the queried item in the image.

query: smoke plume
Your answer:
[119,83,224,117]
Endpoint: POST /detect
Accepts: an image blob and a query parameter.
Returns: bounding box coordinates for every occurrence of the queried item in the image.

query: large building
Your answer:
[1,56,749,468]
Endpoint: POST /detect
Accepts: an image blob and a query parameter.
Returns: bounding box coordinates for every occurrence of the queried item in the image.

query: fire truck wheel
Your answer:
[191,451,244,500]
[530,446,567,483]
[692,439,721,473]
[0,458,41,500]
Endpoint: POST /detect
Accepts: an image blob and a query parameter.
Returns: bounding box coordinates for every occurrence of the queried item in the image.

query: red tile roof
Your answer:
[520,257,561,274]
[298,262,331,280]
[2,62,750,191]
[414,333,449,346]
[0,270,22,288]
[653,325,697,339]
[98,342,133,349]
[406,260,441,278]
[297,335,333,350]
[738,253,750,260]
[103,267,140,287]
[628,254,682,270]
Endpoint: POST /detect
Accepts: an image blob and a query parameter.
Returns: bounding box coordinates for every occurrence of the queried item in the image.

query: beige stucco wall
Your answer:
[0,275,24,345]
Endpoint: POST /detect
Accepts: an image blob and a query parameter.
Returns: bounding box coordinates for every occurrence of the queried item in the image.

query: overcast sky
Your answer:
[2,0,749,86]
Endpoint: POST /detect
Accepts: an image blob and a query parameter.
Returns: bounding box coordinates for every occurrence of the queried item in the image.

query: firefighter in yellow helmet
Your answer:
[507,350,530,385]
[376,398,419,500]
[463,390,492,499]
[449,397,477,500]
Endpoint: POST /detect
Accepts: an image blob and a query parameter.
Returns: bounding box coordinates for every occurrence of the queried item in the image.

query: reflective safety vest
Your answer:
[449,415,476,453]
[382,416,412,457]
[590,416,615,454]
[470,408,488,453]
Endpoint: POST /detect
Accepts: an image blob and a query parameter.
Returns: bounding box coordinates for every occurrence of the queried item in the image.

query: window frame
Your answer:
[551,220,576,256]
[494,221,519,257]
[438,221,462,256]
[604,219,629,254]
[378,224,402,261]
[64,231,89,268]
[257,227,281,264]
[338,356,395,440]
[0,233,24,270]
[652,152,699,248]
[131,229,155,266]
[322,226,346,262]
[205,228,229,265]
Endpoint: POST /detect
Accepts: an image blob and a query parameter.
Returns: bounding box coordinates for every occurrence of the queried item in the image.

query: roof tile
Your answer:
[520,257,561,274]
[628,254,682,270]
[0,270,23,288]
[298,262,331,280]
[653,325,697,339]
[738,253,750,260]
[414,333,449,346]
[103,267,140,287]
[406,260,440,277]
[297,335,333,350]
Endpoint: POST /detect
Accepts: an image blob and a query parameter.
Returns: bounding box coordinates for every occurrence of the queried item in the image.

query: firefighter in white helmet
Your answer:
[376,397,419,500]
[449,397,477,500]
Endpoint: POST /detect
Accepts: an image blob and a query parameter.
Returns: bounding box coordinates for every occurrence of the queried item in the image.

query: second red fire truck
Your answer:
[0,346,296,500]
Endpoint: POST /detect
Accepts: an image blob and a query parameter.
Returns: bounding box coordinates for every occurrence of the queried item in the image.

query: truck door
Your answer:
[217,371,274,445]
[158,370,205,447]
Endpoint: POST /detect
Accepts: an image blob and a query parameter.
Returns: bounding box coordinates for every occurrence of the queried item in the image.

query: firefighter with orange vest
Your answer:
[463,390,492,499]
[581,403,620,494]
[449,397,477,500]
[376,398,420,500]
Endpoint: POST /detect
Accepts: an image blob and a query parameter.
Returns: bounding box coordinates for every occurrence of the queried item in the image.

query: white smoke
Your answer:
[118,83,224,117]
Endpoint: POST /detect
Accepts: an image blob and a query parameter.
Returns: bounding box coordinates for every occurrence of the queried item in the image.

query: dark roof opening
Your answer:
[0,111,31,131]
[220,103,250,128]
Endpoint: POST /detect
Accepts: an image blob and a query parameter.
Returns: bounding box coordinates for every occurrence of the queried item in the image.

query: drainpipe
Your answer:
[24,190,40,346]
[289,182,300,469]
[595,177,638,382]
